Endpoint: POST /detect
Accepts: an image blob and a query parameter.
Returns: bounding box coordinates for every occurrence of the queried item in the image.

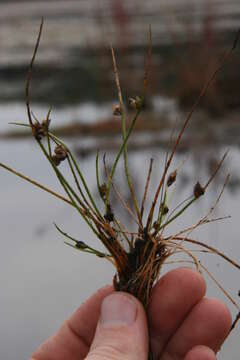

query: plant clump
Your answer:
[1,19,240,360]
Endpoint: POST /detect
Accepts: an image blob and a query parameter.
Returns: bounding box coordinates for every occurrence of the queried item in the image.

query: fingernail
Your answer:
[100,293,137,327]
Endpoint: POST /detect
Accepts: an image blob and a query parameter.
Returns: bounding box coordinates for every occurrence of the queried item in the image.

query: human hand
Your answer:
[31,268,231,360]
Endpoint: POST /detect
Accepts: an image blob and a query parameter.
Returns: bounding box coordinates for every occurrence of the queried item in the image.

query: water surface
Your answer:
[1,129,240,359]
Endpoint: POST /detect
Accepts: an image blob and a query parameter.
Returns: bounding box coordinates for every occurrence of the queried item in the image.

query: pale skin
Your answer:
[31,268,232,360]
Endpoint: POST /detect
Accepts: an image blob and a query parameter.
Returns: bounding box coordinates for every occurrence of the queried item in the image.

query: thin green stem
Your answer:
[54,223,110,258]
[96,151,103,200]
[159,197,196,232]
[105,107,141,206]
[9,122,30,127]
[0,162,72,206]
[49,132,102,218]
[38,140,100,237]
[67,156,100,219]
[110,46,141,222]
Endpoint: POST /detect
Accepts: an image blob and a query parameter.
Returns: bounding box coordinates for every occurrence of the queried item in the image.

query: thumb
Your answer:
[86,292,149,360]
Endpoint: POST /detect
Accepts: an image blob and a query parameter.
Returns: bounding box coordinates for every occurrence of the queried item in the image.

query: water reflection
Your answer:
[0,0,240,108]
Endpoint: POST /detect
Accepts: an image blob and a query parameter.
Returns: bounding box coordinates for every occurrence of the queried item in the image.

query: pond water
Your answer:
[0,0,240,106]
[1,104,240,359]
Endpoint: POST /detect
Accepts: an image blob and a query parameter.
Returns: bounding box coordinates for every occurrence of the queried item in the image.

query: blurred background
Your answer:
[1,0,240,358]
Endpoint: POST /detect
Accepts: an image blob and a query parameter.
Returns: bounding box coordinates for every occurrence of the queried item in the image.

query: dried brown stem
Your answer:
[26,18,43,129]
[204,151,228,190]
[200,262,239,309]
[172,236,240,270]
[142,25,152,95]
[140,158,153,220]
[230,312,240,333]
[146,32,240,229]
[167,242,201,271]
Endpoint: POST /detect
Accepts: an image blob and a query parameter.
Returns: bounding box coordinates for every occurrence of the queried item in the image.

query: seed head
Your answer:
[99,183,107,200]
[51,155,61,166]
[113,104,122,116]
[194,182,205,198]
[167,170,177,187]
[51,145,68,166]
[129,96,142,110]
[75,241,87,249]
[160,203,169,215]
[32,121,45,140]
[41,118,51,131]
[54,144,68,160]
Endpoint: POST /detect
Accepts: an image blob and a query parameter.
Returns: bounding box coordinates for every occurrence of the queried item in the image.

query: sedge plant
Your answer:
[1,19,240,359]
